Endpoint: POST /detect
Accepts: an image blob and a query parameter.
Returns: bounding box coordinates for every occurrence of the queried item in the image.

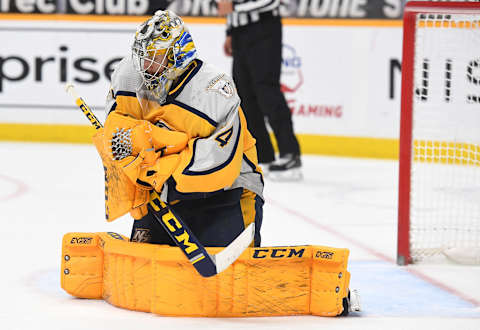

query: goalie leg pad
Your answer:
[61,232,352,317]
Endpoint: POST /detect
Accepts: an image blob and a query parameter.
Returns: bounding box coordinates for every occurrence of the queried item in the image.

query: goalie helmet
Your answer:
[132,10,197,104]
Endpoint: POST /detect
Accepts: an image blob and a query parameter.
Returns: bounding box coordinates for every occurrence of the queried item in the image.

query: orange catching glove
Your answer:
[136,154,182,192]
[104,112,188,165]
[95,112,189,221]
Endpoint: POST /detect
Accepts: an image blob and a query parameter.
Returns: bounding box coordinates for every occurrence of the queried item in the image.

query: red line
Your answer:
[267,198,394,263]
[405,267,480,308]
[0,174,28,202]
[267,198,480,308]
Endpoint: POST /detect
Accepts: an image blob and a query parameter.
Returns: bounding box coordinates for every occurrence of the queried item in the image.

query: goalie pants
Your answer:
[131,188,263,247]
[231,15,300,164]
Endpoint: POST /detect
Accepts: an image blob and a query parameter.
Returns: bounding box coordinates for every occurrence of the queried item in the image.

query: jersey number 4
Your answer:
[215,127,233,148]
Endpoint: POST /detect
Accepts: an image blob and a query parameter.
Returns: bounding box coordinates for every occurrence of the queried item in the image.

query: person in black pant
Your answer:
[218,0,302,181]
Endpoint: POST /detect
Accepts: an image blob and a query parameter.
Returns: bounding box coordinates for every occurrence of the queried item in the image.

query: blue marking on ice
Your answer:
[348,260,480,318]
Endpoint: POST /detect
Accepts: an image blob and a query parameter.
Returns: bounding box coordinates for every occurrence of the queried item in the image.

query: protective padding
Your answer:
[61,232,351,317]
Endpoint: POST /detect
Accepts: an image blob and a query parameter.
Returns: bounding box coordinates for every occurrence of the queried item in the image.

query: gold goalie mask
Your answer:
[132,10,198,110]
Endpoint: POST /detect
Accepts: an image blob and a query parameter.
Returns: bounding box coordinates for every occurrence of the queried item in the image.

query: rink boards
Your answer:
[1,15,403,158]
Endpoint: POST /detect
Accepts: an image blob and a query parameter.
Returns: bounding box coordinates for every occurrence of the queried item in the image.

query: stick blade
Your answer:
[213,222,255,274]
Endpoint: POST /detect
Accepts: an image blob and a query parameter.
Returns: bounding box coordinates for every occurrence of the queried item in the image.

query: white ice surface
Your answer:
[0,142,479,330]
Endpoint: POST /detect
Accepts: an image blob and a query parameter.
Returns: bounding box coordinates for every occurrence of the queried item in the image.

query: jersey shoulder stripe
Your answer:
[168,59,203,99]
[169,99,218,128]
[116,90,137,98]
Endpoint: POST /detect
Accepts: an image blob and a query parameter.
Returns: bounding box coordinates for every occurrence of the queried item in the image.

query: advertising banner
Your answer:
[0,0,405,18]
[0,18,403,140]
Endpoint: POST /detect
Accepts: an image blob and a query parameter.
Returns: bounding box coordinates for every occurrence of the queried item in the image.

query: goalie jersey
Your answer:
[105,56,264,204]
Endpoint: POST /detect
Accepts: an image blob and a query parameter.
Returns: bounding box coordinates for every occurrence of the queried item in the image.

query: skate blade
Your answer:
[349,289,361,312]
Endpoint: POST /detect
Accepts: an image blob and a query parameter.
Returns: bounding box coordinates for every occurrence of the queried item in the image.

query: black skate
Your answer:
[268,153,302,181]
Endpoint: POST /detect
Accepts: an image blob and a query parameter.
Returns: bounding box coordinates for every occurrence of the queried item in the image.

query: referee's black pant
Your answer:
[232,16,300,164]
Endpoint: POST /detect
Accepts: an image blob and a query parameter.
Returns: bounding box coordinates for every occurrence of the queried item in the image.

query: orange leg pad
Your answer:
[61,232,351,317]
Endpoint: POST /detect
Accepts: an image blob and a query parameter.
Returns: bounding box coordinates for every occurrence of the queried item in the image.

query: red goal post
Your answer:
[398,1,480,265]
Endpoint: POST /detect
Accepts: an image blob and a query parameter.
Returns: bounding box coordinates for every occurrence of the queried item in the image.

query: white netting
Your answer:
[410,9,480,262]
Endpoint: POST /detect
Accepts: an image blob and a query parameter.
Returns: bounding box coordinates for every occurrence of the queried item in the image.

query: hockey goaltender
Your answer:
[60,9,360,317]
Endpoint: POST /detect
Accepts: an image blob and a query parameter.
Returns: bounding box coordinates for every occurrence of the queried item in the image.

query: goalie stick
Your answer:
[65,83,255,277]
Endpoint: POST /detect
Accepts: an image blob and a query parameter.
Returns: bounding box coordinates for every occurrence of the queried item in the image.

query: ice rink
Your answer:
[1,142,479,330]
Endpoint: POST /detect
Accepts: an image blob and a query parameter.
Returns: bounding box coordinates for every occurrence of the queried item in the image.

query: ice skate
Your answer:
[268,153,303,181]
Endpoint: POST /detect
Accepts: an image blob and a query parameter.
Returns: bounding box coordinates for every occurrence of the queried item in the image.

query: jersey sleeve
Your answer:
[156,70,250,199]
[105,57,144,119]
[169,100,245,195]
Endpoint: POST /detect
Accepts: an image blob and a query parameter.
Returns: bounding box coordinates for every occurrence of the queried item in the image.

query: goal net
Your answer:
[397,1,480,265]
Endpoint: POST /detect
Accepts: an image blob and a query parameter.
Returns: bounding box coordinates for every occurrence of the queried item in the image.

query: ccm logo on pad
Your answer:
[252,248,305,259]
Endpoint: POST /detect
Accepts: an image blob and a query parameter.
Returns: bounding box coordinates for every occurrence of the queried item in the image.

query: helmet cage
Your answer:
[132,42,175,91]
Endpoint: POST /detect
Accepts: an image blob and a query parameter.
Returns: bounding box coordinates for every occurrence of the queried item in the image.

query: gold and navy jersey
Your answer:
[106,56,264,202]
